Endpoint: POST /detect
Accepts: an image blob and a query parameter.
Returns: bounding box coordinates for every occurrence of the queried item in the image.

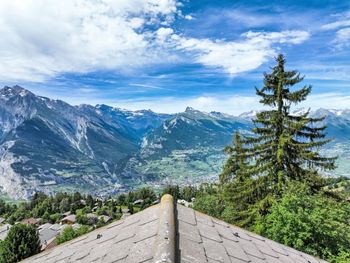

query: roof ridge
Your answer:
[153,194,176,263]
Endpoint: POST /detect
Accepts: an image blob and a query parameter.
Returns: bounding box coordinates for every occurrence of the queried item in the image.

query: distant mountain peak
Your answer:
[1,85,33,97]
[185,106,195,112]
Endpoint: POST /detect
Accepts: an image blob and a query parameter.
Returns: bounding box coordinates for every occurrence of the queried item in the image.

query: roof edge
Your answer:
[153,194,176,263]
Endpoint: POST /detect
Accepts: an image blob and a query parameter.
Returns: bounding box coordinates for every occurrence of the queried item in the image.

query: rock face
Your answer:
[0,86,349,199]
[0,86,169,199]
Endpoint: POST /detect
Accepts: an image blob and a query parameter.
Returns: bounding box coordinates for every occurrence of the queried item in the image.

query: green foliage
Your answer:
[248,54,336,187]
[96,218,106,228]
[0,224,40,263]
[127,203,134,214]
[191,54,347,262]
[219,54,336,227]
[254,183,350,262]
[220,132,250,184]
[55,226,76,245]
[161,185,198,203]
[193,194,224,219]
[181,185,198,202]
[162,185,181,201]
[76,209,89,225]
[74,225,90,236]
[56,225,90,245]
[193,184,224,218]
[49,213,61,224]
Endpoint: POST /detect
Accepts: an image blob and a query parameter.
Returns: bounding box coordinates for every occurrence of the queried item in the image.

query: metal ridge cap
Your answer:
[153,194,176,263]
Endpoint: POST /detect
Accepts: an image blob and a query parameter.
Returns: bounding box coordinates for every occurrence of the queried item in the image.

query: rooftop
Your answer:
[60,214,76,223]
[22,194,327,263]
[0,224,11,241]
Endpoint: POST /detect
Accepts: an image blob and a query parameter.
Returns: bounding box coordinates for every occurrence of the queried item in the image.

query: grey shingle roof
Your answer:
[0,223,11,240]
[22,195,328,263]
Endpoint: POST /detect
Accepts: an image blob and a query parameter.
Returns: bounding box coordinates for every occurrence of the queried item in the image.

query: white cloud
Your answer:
[0,0,178,82]
[129,83,171,90]
[156,27,175,44]
[334,27,350,48]
[322,20,350,30]
[0,0,310,82]
[184,15,193,20]
[301,93,350,110]
[321,11,350,49]
[170,30,310,75]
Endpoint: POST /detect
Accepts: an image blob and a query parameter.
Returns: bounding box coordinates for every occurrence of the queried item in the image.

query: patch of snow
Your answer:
[292,108,309,116]
[329,109,344,116]
[102,161,112,176]
[19,90,27,97]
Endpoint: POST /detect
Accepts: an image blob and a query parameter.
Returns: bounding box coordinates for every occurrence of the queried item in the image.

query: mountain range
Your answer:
[0,86,349,199]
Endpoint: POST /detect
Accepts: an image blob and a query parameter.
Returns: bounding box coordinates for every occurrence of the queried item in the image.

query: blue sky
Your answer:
[0,0,349,114]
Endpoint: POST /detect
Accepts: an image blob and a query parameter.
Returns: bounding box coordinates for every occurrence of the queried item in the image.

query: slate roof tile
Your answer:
[197,221,222,242]
[179,235,207,263]
[177,204,196,225]
[178,220,202,243]
[222,237,250,262]
[214,223,239,242]
[202,237,231,263]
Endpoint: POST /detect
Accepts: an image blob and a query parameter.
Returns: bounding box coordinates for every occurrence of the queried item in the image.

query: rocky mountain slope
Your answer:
[0,86,168,199]
[0,86,349,199]
[140,107,251,159]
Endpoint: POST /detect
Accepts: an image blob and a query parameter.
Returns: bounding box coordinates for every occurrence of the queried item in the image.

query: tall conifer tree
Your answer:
[247,54,335,193]
[220,132,250,184]
[221,54,336,227]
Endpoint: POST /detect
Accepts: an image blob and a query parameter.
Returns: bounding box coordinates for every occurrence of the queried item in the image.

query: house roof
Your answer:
[22,195,327,263]
[86,213,98,219]
[60,214,76,223]
[21,218,39,225]
[38,223,53,231]
[39,228,58,246]
[0,224,11,240]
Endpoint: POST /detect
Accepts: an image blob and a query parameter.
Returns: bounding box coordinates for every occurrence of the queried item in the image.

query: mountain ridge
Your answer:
[0,86,349,199]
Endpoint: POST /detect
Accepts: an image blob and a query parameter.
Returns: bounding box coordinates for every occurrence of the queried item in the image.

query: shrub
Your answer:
[254,183,350,262]
[0,224,40,263]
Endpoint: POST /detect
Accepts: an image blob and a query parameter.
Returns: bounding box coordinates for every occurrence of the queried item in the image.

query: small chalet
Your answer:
[21,218,40,225]
[60,214,76,224]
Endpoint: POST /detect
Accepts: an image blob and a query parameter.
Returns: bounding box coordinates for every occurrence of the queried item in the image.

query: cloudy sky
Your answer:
[0,0,349,114]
